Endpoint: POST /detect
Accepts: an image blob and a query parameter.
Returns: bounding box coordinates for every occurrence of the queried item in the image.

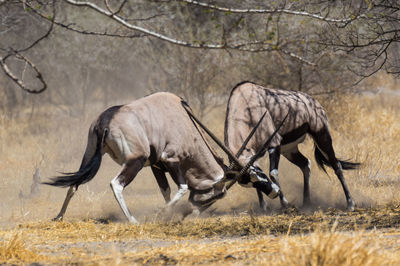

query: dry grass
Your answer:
[2,210,400,264]
[1,82,400,264]
[0,233,47,264]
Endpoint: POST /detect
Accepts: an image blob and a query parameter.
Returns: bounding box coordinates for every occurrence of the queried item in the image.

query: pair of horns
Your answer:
[225,110,289,189]
[227,110,268,171]
[181,101,247,170]
[181,101,288,184]
[237,111,289,176]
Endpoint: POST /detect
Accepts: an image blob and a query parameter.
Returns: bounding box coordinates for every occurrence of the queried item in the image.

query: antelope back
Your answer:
[225,81,329,156]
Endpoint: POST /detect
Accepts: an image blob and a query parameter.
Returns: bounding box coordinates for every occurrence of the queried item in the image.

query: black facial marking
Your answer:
[251,166,269,180]
[238,173,251,185]
[253,181,274,195]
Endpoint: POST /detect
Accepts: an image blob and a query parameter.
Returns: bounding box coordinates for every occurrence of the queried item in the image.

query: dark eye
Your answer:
[258,172,268,179]
[253,166,262,172]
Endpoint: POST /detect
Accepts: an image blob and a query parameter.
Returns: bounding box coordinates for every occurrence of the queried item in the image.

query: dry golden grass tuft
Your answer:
[0,233,47,264]
[274,231,397,266]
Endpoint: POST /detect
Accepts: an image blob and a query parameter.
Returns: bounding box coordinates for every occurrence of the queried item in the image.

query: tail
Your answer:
[43,127,108,188]
[314,146,360,173]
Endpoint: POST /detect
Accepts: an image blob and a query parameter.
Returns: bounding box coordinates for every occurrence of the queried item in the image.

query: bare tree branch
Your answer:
[0,51,47,93]
[104,0,127,15]
[0,0,55,93]
[177,0,367,24]
[64,0,225,48]
[349,40,392,85]
[280,49,316,66]
[63,0,315,65]
[3,0,399,97]
[29,8,145,38]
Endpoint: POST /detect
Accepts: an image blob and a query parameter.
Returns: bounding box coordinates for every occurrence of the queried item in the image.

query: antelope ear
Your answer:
[225,170,239,181]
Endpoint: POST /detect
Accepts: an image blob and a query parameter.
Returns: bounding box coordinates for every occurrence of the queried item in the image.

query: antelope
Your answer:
[44,92,281,223]
[224,81,360,211]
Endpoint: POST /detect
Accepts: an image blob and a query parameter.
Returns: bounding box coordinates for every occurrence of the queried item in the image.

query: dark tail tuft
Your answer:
[314,146,360,173]
[339,160,361,170]
[43,129,107,188]
[314,147,329,173]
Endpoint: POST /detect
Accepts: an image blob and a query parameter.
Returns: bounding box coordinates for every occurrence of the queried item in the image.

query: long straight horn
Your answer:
[228,110,268,170]
[238,110,290,177]
[181,101,245,168]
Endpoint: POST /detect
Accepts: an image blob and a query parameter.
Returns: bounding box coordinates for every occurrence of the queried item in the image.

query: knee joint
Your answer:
[335,162,343,175]
[178,184,188,194]
[270,169,279,180]
[110,178,124,193]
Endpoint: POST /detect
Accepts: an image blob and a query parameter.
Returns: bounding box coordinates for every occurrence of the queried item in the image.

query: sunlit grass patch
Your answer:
[274,230,397,266]
[0,233,47,264]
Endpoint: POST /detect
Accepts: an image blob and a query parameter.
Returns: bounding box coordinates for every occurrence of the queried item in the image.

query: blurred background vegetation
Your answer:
[1,0,400,117]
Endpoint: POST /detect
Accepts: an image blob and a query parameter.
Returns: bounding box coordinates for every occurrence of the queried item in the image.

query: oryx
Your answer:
[44,92,280,223]
[224,81,360,211]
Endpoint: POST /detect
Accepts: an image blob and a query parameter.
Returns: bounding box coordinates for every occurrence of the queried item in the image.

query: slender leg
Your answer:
[167,184,188,206]
[269,147,289,208]
[110,157,146,223]
[283,148,311,207]
[156,182,188,222]
[313,128,355,211]
[256,188,269,211]
[151,165,171,203]
[53,185,78,221]
[164,164,188,207]
[332,161,355,211]
[154,163,189,223]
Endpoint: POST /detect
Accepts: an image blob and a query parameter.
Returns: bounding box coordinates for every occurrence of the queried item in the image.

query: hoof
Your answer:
[347,201,355,212]
[280,198,290,209]
[181,203,201,221]
[127,217,139,224]
[52,216,63,222]
[191,208,201,217]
